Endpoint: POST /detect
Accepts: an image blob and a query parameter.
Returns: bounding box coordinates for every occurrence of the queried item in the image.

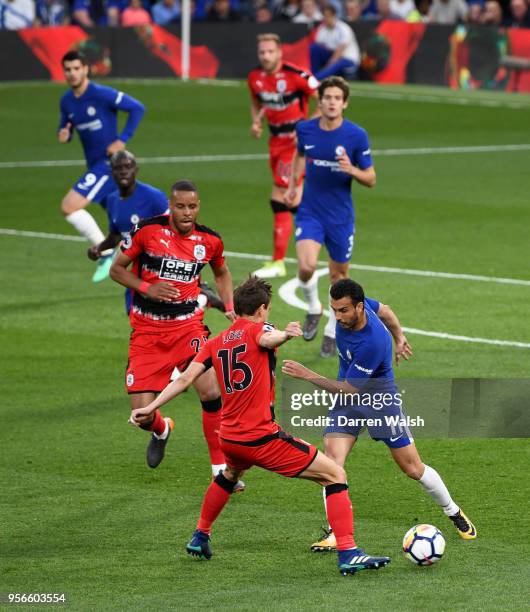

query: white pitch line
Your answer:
[2,226,529,347]
[278,269,530,349]
[1,143,530,169]
[1,228,530,288]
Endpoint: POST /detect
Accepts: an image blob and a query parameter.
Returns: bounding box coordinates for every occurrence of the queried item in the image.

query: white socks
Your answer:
[323,303,336,338]
[419,465,460,516]
[65,209,105,246]
[211,463,226,477]
[299,274,322,315]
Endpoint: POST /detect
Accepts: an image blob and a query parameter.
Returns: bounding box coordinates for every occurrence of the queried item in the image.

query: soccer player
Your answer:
[58,50,145,282]
[285,76,375,358]
[282,278,477,551]
[130,277,391,576]
[248,33,319,279]
[87,150,225,313]
[109,180,242,488]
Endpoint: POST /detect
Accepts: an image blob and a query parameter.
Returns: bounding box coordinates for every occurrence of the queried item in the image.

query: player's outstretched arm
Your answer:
[282,360,360,395]
[377,304,413,365]
[129,361,206,426]
[259,322,303,349]
[87,232,121,261]
[211,263,235,321]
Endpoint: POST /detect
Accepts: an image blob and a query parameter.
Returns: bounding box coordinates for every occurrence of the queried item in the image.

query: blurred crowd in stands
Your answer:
[1,0,529,31]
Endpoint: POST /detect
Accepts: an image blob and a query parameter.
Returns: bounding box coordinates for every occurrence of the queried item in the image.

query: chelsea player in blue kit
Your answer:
[283,279,477,551]
[58,51,145,282]
[87,150,168,306]
[286,76,375,359]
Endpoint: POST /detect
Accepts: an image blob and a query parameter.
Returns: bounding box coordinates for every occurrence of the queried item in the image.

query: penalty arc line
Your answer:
[278,269,530,349]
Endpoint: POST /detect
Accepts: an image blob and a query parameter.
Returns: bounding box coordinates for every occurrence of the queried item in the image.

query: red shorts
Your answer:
[220,430,319,478]
[269,140,304,189]
[125,322,209,393]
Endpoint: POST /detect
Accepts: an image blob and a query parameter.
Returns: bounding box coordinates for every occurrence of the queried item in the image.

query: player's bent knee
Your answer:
[215,470,238,492]
[61,194,85,216]
[402,462,424,480]
[299,263,316,281]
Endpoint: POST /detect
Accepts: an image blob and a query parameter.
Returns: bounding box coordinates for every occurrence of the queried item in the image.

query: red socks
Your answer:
[325,484,356,551]
[197,473,236,535]
[201,399,225,466]
[273,211,292,261]
[141,409,166,435]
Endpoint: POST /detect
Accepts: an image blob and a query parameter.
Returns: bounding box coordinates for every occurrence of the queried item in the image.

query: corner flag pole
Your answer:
[181,0,191,81]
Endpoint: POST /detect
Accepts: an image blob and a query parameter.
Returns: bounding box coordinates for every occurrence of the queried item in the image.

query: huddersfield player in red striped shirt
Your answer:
[248,33,319,279]
[130,277,390,576]
[110,180,241,486]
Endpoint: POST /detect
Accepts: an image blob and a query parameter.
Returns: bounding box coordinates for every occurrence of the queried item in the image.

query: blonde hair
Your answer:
[257,33,281,47]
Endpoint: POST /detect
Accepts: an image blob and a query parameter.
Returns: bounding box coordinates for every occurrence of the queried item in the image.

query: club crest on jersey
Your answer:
[87,106,96,116]
[335,145,346,157]
[194,245,206,260]
[276,79,287,93]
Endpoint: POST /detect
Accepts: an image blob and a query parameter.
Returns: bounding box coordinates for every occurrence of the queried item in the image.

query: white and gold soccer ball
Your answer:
[402,524,446,566]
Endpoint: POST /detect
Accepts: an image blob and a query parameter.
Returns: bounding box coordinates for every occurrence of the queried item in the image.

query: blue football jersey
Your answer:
[336,298,395,386]
[296,117,373,222]
[106,181,168,239]
[59,82,145,168]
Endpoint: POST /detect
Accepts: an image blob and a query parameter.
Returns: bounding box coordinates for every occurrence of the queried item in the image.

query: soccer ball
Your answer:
[402,524,446,566]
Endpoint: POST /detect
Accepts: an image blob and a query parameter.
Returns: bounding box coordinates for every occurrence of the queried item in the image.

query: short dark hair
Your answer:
[62,50,88,66]
[330,279,364,306]
[110,150,136,167]
[234,276,272,316]
[171,179,197,193]
[323,3,337,14]
[318,76,350,102]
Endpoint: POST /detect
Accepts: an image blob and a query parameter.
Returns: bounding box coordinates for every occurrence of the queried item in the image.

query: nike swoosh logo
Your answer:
[389,434,403,442]
[304,145,315,150]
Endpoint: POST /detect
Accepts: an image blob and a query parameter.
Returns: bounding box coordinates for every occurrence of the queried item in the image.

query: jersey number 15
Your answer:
[217,345,253,394]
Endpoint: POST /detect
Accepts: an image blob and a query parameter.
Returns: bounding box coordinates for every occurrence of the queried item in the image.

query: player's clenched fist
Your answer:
[145,282,180,302]
[58,122,73,143]
[284,322,303,339]
[250,121,263,138]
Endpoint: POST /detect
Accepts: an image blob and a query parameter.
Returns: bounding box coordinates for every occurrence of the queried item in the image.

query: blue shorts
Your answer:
[324,405,413,449]
[73,163,117,206]
[295,213,354,263]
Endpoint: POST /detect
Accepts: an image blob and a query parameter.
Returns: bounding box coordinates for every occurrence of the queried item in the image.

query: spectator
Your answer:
[428,0,468,24]
[375,0,401,18]
[121,0,151,24]
[292,0,322,24]
[310,5,360,80]
[0,0,35,27]
[466,0,482,23]
[507,0,530,27]
[273,0,300,20]
[480,0,502,24]
[254,0,273,21]
[206,0,241,20]
[72,0,117,26]
[390,0,416,19]
[343,0,362,22]
[35,0,69,25]
[152,0,180,24]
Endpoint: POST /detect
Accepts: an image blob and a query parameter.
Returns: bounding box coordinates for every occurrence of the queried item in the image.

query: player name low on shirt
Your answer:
[290,415,425,429]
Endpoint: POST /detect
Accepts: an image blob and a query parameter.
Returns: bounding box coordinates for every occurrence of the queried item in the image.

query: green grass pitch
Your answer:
[1,79,529,610]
